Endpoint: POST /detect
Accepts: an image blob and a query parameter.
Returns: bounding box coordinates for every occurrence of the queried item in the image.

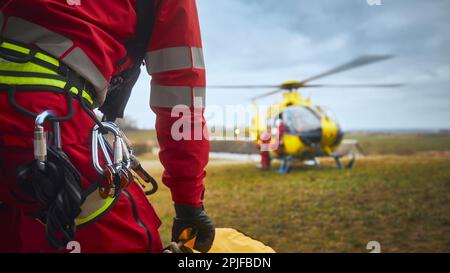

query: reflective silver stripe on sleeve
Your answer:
[191,47,205,69]
[0,12,4,32]
[3,17,73,58]
[63,47,109,104]
[150,85,206,108]
[150,85,192,108]
[145,47,206,74]
[145,47,192,74]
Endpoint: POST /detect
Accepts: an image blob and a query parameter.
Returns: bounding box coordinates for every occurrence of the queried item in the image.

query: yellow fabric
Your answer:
[75,195,116,226]
[189,228,276,253]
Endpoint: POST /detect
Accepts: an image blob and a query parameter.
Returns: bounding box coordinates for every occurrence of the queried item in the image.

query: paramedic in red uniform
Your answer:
[0,0,214,252]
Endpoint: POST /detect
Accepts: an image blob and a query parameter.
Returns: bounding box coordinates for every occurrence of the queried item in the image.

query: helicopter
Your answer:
[210,55,402,173]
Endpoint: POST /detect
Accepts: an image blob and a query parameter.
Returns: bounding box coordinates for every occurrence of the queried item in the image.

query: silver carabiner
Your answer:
[34,110,61,170]
[92,122,127,175]
[120,132,132,169]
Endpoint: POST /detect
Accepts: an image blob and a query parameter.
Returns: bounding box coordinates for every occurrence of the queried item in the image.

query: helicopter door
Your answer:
[283,106,322,145]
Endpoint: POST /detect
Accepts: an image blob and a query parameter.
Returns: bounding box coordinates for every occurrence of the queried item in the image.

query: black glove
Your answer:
[172,204,215,253]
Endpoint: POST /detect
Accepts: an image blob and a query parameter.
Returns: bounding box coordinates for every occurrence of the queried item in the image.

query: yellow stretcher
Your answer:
[208,228,275,253]
[168,228,276,253]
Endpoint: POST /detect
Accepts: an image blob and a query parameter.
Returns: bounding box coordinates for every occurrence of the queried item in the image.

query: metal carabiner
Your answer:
[34,110,61,170]
[92,122,125,175]
[118,130,158,195]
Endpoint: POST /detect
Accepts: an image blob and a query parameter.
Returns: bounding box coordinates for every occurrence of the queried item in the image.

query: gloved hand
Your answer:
[172,204,215,253]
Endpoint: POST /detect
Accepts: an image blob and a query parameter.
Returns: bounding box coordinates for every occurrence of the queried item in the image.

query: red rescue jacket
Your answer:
[0,0,209,206]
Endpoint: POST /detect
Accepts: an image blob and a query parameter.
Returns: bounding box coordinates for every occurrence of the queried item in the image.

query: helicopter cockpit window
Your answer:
[320,106,341,129]
[283,106,321,134]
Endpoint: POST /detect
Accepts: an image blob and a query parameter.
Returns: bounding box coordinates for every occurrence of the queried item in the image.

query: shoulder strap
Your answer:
[99,0,156,122]
[127,0,156,62]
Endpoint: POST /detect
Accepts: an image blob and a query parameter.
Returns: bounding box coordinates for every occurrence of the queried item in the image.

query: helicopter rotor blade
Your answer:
[208,85,280,89]
[301,83,404,88]
[302,55,395,83]
[250,89,283,100]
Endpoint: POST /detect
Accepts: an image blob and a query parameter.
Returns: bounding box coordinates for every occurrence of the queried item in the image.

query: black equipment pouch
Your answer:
[99,0,156,122]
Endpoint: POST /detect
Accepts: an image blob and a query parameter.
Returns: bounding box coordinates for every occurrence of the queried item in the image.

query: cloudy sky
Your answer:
[126,0,450,130]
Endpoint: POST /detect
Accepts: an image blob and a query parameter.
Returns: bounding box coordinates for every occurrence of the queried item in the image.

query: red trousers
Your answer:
[0,90,163,253]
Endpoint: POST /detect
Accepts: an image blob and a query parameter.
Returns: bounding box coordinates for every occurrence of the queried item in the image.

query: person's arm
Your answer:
[146,0,208,207]
[145,0,214,252]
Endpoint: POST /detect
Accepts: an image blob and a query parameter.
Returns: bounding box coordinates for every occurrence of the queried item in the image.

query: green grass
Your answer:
[126,130,450,156]
[148,154,450,253]
[124,129,157,142]
[347,133,450,155]
[132,132,450,252]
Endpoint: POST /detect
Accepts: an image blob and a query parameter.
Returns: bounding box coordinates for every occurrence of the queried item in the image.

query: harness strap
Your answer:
[0,37,95,106]
[0,39,119,240]
[76,182,119,227]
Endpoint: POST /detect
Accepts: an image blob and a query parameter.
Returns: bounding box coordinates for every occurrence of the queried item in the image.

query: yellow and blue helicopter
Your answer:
[211,55,402,173]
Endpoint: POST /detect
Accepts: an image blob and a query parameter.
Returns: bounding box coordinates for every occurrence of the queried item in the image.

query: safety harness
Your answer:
[0,38,95,106]
[0,38,157,250]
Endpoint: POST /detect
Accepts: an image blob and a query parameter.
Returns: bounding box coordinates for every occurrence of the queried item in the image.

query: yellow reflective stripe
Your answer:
[0,75,94,105]
[0,58,58,75]
[69,86,94,105]
[1,42,60,68]
[0,40,94,105]
[1,41,30,54]
[35,52,59,67]
[0,75,66,87]
[75,196,116,226]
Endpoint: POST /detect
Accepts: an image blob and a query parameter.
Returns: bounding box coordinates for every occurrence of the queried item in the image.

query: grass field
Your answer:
[135,133,450,253]
[126,129,157,142]
[348,133,450,155]
[126,130,450,156]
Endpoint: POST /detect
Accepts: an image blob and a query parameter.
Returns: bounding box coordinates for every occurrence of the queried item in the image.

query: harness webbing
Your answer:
[0,37,95,106]
[0,38,110,249]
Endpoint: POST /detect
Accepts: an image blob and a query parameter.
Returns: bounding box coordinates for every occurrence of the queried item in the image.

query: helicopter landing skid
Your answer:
[277,155,294,174]
[333,154,356,170]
